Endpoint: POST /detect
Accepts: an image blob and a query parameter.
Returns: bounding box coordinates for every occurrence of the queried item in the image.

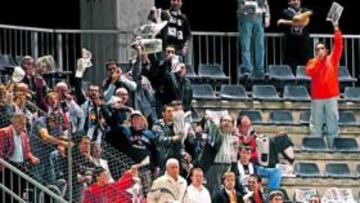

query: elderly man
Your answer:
[147,158,187,203]
[268,190,284,203]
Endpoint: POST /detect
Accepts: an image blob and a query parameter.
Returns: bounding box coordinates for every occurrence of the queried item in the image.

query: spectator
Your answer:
[0,113,40,203]
[183,167,211,203]
[237,0,270,78]
[236,115,295,168]
[82,165,139,203]
[0,84,15,128]
[90,142,114,183]
[152,104,183,171]
[268,190,284,203]
[212,171,245,203]
[231,145,281,193]
[305,23,343,148]
[55,81,84,133]
[149,0,191,56]
[20,55,36,93]
[147,158,187,202]
[308,194,321,203]
[277,0,313,72]
[198,114,239,192]
[244,174,267,203]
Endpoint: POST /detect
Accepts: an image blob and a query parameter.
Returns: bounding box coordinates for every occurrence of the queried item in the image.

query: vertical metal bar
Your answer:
[57,34,63,71]
[31,32,39,59]
[227,36,231,84]
[189,35,194,67]
[25,31,29,55]
[344,37,348,67]
[212,36,216,64]
[14,30,18,56]
[206,35,209,64]
[51,33,55,59]
[198,35,201,66]
[19,30,23,57]
[72,33,77,72]
[4,29,8,53]
[351,38,355,80]
[9,29,13,55]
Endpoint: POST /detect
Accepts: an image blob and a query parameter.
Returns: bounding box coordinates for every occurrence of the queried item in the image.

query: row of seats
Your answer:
[238,109,359,126]
[302,137,360,153]
[295,162,360,179]
[186,64,357,83]
[193,84,360,102]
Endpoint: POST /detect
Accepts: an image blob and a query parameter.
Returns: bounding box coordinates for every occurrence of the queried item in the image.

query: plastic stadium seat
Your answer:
[238,110,263,124]
[0,54,17,68]
[268,110,294,125]
[333,137,360,153]
[191,84,217,100]
[299,111,311,125]
[301,137,329,152]
[198,63,229,80]
[344,87,360,102]
[339,111,358,126]
[296,65,310,81]
[268,64,296,81]
[252,85,281,101]
[339,66,357,82]
[185,64,201,80]
[295,162,321,178]
[219,85,249,100]
[325,163,353,178]
[283,85,310,101]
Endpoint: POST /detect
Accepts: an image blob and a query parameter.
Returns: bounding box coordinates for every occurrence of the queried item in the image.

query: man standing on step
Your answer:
[305,22,343,148]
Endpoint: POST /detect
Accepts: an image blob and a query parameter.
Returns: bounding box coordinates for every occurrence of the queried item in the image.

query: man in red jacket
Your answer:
[305,23,343,148]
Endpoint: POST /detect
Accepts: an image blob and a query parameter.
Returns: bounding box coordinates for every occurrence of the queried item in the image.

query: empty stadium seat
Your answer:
[238,110,263,124]
[344,87,360,102]
[339,66,357,82]
[301,137,329,152]
[333,137,360,153]
[219,84,249,100]
[252,85,281,101]
[295,162,321,178]
[268,64,296,81]
[0,54,17,68]
[296,65,310,81]
[192,84,217,100]
[198,63,229,80]
[268,110,294,125]
[283,85,310,101]
[325,163,353,178]
[339,111,358,126]
[299,110,311,125]
[185,64,201,80]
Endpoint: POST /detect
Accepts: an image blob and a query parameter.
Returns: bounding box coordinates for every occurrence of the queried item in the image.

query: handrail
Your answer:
[3,23,360,38]
[0,183,27,203]
[0,158,68,203]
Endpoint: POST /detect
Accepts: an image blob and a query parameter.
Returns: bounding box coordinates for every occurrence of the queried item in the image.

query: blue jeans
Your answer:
[310,97,339,147]
[238,16,265,75]
[255,165,282,190]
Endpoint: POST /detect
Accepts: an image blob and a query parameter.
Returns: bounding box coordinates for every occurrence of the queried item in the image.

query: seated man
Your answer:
[231,145,282,193]
[212,171,245,203]
[268,190,284,203]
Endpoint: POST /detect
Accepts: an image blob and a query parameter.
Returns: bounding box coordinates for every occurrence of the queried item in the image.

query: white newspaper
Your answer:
[326,2,344,26]
[321,187,355,203]
[294,188,318,202]
[205,109,229,125]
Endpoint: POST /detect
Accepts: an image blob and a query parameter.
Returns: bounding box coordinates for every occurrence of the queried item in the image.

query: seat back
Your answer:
[295,162,320,177]
[192,84,217,99]
[325,163,351,178]
[268,110,294,125]
[238,110,263,124]
[198,63,226,77]
[344,87,360,101]
[220,85,248,100]
[268,64,295,80]
[283,85,310,101]
[296,65,310,80]
[333,137,359,151]
[302,137,328,151]
[252,85,280,100]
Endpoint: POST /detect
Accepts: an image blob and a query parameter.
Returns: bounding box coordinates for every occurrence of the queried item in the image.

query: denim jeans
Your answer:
[238,16,265,75]
[310,97,339,147]
[255,164,282,190]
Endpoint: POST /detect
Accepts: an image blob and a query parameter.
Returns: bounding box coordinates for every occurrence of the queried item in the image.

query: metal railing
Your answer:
[0,158,67,203]
[1,24,360,84]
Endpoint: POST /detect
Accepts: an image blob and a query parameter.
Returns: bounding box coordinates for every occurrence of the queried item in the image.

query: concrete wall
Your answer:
[80,0,154,82]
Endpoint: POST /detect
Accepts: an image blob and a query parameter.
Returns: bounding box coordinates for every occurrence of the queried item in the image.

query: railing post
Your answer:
[57,34,63,71]
[31,32,39,59]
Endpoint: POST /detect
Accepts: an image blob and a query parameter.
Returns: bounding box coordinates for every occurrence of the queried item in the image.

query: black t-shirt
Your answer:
[282,7,311,38]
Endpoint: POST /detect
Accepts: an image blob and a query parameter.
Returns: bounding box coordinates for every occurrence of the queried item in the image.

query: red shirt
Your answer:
[82,171,134,203]
[306,28,343,99]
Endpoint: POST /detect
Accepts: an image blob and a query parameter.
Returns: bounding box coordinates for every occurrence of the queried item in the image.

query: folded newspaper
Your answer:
[326,2,344,26]
[76,48,93,78]
[321,187,355,203]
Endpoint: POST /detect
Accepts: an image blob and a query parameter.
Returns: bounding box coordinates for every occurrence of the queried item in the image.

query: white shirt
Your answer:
[9,130,24,163]
[184,184,211,203]
[214,133,239,164]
